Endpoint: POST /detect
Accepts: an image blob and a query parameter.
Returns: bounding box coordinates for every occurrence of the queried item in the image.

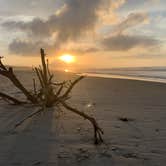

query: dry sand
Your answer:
[0,71,166,166]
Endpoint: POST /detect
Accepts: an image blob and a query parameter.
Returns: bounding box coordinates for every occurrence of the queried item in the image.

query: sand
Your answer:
[0,71,166,166]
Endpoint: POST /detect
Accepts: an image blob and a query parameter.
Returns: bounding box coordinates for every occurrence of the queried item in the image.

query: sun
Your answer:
[59,54,75,64]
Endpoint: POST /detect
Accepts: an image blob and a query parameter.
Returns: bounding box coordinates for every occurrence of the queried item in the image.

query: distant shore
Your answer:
[82,72,166,84]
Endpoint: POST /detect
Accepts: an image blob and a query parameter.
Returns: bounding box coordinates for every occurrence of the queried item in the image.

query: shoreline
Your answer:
[80,72,166,85]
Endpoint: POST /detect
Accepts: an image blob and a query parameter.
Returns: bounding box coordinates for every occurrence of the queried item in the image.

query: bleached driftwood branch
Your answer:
[0,49,104,144]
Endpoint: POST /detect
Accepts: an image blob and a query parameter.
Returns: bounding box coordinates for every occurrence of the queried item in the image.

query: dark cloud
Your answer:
[2,1,156,56]
[52,0,101,44]
[3,18,51,38]
[2,0,109,55]
[2,0,103,43]
[9,39,100,56]
[9,39,54,56]
[102,34,159,51]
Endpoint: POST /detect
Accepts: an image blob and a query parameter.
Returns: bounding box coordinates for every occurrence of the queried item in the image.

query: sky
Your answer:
[0,0,166,70]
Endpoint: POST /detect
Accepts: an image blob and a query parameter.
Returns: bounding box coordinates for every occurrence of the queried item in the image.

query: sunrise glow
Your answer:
[59,54,75,64]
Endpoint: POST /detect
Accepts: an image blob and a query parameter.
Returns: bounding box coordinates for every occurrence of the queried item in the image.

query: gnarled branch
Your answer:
[0,92,24,104]
[0,60,37,103]
[61,101,104,144]
[0,49,104,145]
[61,76,84,98]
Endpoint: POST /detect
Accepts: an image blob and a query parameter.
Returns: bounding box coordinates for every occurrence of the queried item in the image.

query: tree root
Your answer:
[61,101,104,144]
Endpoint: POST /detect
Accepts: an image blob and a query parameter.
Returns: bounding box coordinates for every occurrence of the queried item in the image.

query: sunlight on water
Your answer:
[82,67,166,84]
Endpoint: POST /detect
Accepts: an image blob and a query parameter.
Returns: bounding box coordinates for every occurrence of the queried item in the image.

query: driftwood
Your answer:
[0,49,104,144]
[0,92,24,104]
[61,102,104,144]
[0,57,37,103]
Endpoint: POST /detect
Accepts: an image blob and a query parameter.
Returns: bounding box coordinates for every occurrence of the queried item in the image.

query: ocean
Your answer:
[81,67,166,83]
[2,67,166,85]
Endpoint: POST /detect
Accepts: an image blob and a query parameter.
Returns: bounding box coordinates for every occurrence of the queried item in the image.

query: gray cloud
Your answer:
[102,34,159,51]
[51,0,102,44]
[2,1,155,55]
[2,0,110,55]
[100,11,159,51]
[9,39,54,56]
[3,18,51,38]
[2,0,103,43]
[119,0,161,11]
[114,12,149,34]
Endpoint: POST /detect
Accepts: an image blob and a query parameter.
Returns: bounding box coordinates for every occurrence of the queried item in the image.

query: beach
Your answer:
[0,71,166,166]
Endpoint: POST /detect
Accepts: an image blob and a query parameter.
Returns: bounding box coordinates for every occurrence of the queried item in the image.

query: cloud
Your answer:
[114,12,149,34]
[4,1,156,55]
[119,0,160,11]
[63,47,100,55]
[9,39,54,56]
[2,0,127,56]
[3,18,51,38]
[99,0,126,25]
[2,0,103,43]
[100,11,159,51]
[49,0,102,44]
[101,34,159,51]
